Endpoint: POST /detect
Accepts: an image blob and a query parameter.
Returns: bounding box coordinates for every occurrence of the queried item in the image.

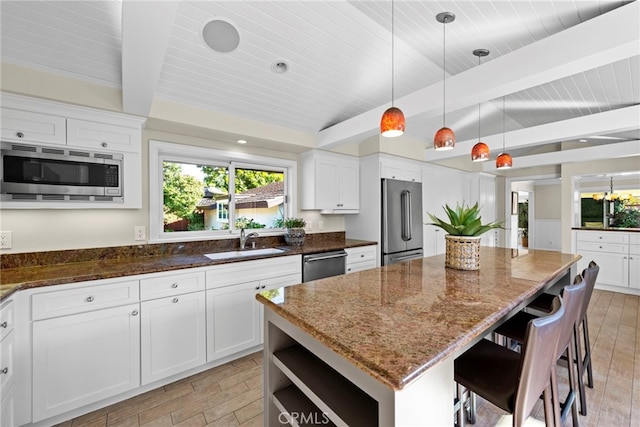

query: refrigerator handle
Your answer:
[401,190,412,241]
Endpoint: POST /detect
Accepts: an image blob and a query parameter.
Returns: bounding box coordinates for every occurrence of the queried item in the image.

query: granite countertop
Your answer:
[257,247,581,391]
[572,227,640,232]
[0,233,376,301]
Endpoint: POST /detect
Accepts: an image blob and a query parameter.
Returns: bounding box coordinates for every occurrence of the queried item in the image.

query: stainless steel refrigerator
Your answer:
[381,178,424,265]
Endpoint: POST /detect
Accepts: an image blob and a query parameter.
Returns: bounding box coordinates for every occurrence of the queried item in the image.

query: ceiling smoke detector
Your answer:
[202,19,240,53]
[271,61,289,74]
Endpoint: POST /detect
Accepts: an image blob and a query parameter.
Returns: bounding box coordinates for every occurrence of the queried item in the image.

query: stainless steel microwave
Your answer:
[0,141,123,202]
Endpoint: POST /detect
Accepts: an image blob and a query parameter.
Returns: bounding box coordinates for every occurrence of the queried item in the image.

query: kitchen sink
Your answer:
[204,247,288,260]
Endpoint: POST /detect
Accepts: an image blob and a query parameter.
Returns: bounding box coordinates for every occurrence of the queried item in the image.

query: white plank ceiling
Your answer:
[1,0,638,172]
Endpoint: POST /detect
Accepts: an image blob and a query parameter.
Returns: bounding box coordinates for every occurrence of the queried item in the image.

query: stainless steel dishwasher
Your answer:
[302,250,347,282]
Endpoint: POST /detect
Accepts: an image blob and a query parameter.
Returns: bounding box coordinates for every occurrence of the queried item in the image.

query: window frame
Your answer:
[149,140,297,243]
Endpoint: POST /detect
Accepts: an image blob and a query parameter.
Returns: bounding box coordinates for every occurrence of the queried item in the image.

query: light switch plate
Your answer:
[1,231,12,249]
[134,226,146,241]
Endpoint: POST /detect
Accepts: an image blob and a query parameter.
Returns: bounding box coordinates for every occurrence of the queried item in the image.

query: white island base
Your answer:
[263,308,454,427]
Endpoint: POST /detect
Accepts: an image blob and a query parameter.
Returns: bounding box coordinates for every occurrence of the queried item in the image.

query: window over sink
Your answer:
[149,140,296,243]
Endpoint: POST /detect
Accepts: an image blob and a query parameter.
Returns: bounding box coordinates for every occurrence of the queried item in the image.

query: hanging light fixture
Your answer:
[496,96,513,169]
[380,0,405,137]
[471,49,490,162]
[433,12,455,150]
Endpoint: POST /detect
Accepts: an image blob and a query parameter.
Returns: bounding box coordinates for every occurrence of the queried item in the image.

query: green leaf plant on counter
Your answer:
[427,202,504,237]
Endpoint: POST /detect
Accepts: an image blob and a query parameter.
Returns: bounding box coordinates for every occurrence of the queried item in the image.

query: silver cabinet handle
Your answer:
[16,132,24,138]
[86,296,94,302]
[360,254,365,258]
[173,298,179,303]
[171,283,178,288]
[0,367,8,374]
[261,285,266,289]
[101,142,108,148]
[132,310,138,316]
[0,322,7,329]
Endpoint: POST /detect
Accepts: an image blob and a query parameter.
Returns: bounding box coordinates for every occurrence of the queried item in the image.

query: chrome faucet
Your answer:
[240,228,259,249]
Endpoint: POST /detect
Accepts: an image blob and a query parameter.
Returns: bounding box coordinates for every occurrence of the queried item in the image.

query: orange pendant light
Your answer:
[471,49,490,162]
[496,96,513,169]
[434,12,456,151]
[380,0,405,137]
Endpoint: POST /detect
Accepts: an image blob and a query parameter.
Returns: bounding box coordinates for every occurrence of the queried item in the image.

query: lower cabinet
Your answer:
[345,245,377,273]
[32,303,141,422]
[207,281,262,361]
[141,291,206,385]
[205,256,302,362]
[1,299,16,427]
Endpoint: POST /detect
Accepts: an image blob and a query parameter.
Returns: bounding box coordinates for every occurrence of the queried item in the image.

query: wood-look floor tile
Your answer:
[205,412,239,427]
[170,382,250,424]
[234,398,263,424]
[70,416,107,427]
[237,413,262,427]
[217,365,262,390]
[139,414,173,427]
[173,413,207,427]
[202,386,262,424]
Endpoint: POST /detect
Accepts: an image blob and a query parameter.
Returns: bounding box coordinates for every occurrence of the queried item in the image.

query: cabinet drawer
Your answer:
[630,245,640,256]
[576,241,628,254]
[207,255,301,289]
[32,280,140,320]
[576,231,629,244]
[0,108,66,145]
[346,246,376,263]
[67,119,140,152]
[0,330,15,401]
[140,271,205,301]
[0,300,14,342]
[629,234,640,245]
[347,260,376,274]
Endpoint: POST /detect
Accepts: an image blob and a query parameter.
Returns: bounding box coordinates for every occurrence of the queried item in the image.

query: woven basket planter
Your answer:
[445,235,481,270]
[284,227,306,246]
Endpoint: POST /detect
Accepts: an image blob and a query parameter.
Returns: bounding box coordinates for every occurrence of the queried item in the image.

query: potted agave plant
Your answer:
[283,217,307,246]
[427,202,503,270]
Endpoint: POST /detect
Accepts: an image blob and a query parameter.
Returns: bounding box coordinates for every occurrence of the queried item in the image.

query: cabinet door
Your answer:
[66,119,140,153]
[0,108,66,145]
[206,282,261,362]
[578,250,628,288]
[315,159,339,209]
[1,387,15,427]
[141,292,206,385]
[339,161,359,209]
[32,304,140,422]
[628,254,640,289]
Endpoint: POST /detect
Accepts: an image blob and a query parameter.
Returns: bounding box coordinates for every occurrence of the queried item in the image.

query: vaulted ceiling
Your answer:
[1,0,638,173]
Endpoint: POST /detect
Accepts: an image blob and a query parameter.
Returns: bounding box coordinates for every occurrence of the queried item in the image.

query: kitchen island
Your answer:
[256,247,580,426]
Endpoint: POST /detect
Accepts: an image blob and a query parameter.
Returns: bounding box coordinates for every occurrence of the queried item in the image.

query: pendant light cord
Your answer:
[477,55,481,141]
[442,19,446,127]
[502,96,506,151]
[391,0,395,107]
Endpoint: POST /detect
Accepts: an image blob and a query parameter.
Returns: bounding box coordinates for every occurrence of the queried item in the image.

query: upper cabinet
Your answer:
[299,150,359,214]
[0,108,66,145]
[380,156,421,183]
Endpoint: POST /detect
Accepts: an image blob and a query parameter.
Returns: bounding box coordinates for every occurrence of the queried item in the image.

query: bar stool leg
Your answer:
[574,325,588,416]
[567,336,580,427]
[582,315,594,388]
[456,383,466,427]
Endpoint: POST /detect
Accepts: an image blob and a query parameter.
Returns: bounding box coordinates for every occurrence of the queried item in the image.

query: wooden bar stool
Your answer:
[493,275,586,426]
[526,261,599,415]
[454,296,566,427]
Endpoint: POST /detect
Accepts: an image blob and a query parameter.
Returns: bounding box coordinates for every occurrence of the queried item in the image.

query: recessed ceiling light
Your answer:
[579,139,587,142]
[271,61,288,74]
[236,139,247,144]
[202,19,240,53]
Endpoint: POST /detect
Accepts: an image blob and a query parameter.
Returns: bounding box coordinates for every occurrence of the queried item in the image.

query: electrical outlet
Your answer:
[0,231,12,249]
[134,226,146,241]
[318,221,324,230]
[306,221,313,231]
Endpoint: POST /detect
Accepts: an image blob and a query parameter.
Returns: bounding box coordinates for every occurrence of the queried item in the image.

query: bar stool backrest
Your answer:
[578,261,599,323]
[556,275,586,360]
[514,297,565,426]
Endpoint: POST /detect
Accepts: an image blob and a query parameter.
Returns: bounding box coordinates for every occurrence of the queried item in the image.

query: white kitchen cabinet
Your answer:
[299,150,359,213]
[0,299,16,427]
[67,118,141,153]
[0,108,66,145]
[345,245,377,273]
[380,156,421,182]
[206,255,301,361]
[575,230,639,294]
[32,303,141,422]
[141,291,206,385]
